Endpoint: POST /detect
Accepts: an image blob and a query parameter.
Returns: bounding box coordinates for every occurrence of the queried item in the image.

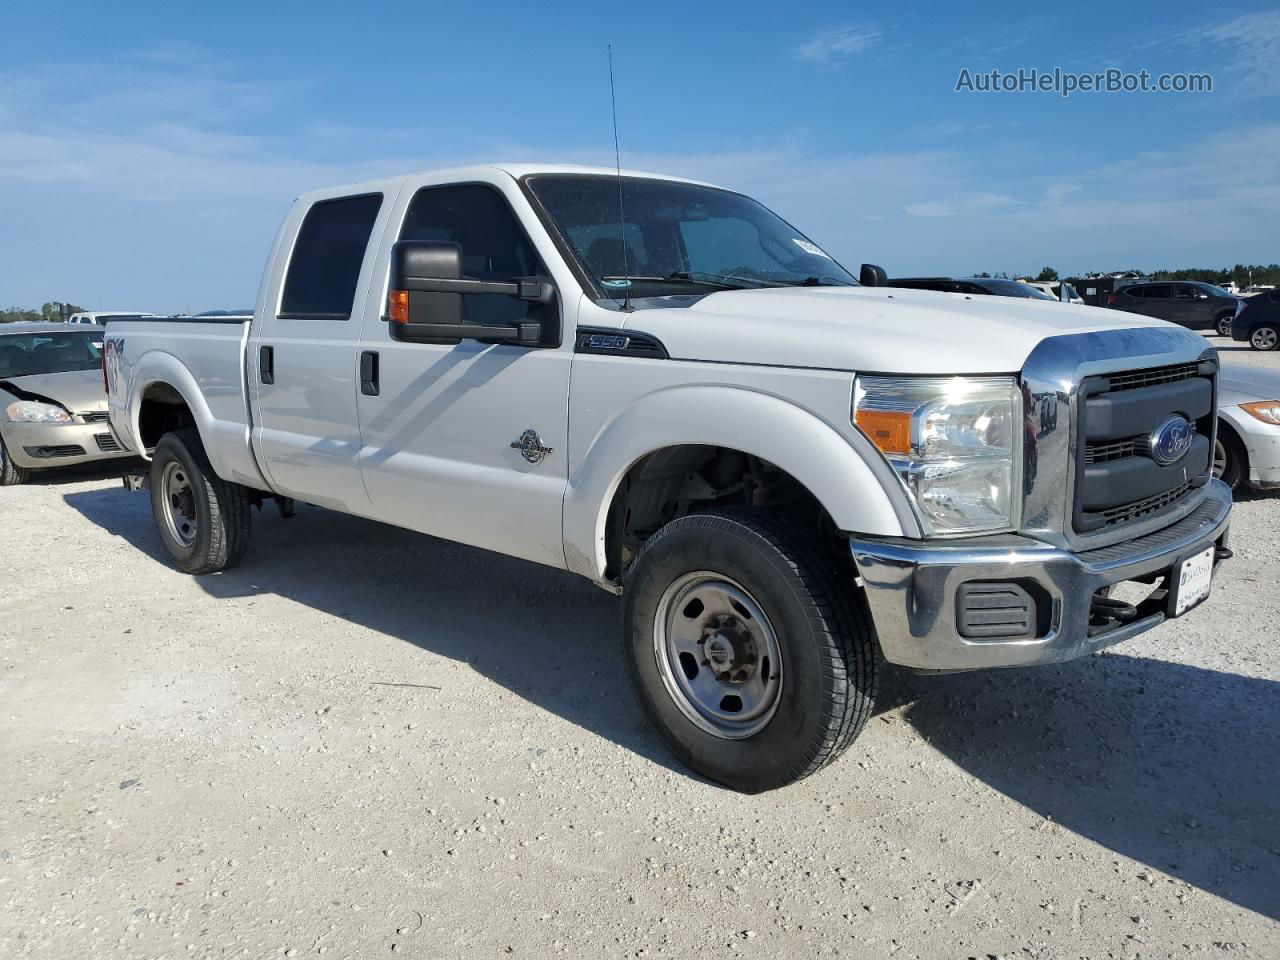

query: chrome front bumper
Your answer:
[850,480,1233,671]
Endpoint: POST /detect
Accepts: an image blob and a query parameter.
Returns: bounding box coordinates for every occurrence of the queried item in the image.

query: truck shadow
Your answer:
[61,488,693,778]
[63,490,1280,919]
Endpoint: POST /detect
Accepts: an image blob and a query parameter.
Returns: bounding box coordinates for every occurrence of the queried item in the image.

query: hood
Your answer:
[620,285,1176,374]
[0,368,108,414]
[1219,360,1280,405]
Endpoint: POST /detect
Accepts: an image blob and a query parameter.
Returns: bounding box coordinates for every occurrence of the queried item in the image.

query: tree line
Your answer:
[982,264,1280,287]
[1,303,87,324]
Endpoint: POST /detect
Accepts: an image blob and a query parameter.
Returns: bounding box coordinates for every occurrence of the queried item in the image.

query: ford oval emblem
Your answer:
[1149,415,1194,466]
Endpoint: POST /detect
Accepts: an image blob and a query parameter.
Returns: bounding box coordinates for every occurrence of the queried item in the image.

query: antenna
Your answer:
[608,44,632,312]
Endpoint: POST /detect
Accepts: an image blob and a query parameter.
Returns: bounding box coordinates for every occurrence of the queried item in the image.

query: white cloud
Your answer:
[1204,10,1280,95]
[905,192,1022,218]
[793,25,881,66]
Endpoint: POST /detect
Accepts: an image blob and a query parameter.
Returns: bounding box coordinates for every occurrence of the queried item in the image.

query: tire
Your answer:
[149,428,251,574]
[0,434,31,486]
[1213,428,1247,492]
[623,509,876,792]
[1250,325,1279,351]
[1215,313,1234,337]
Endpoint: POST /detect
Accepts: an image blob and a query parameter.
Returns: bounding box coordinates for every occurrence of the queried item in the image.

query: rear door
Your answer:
[352,176,574,568]
[249,188,398,513]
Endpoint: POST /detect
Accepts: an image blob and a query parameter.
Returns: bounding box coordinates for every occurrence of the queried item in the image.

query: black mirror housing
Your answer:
[388,240,549,346]
[860,263,888,287]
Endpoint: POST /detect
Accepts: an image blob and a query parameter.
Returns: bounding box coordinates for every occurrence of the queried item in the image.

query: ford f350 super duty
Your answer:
[105,163,1232,792]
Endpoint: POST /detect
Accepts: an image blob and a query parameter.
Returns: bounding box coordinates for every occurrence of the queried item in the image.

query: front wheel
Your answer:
[1214,430,1247,491]
[1251,325,1279,351]
[0,434,31,486]
[623,510,876,792]
[150,429,252,574]
[1215,313,1234,337]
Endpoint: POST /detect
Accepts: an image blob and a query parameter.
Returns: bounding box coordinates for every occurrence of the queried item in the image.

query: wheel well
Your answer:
[1217,418,1247,458]
[138,382,196,451]
[603,445,845,581]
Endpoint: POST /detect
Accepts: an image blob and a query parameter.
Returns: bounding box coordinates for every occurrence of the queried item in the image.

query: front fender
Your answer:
[562,384,919,582]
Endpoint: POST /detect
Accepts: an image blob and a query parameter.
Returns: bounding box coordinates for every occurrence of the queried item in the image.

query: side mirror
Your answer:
[387,240,551,345]
[859,263,888,287]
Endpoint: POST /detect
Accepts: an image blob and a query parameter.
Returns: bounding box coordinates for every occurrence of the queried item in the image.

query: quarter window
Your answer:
[280,193,383,320]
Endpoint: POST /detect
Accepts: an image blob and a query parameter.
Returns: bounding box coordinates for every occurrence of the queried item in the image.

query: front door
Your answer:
[354,182,573,569]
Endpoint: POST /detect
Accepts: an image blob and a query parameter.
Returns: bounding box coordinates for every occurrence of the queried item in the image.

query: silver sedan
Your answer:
[1,323,132,485]
[1215,362,1280,491]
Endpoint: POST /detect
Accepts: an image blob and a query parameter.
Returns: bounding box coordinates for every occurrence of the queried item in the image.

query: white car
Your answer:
[67,311,157,325]
[1216,363,1280,490]
[102,163,1232,791]
[1022,281,1084,304]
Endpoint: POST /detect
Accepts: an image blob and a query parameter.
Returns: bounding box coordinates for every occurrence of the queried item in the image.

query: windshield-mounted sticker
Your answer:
[601,278,632,289]
[792,238,830,258]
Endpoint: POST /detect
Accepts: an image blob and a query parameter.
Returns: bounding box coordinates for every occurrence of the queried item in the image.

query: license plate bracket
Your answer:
[1167,545,1215,618]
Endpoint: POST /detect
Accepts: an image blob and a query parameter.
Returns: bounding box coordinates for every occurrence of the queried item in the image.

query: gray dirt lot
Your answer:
[2,336,1278,959]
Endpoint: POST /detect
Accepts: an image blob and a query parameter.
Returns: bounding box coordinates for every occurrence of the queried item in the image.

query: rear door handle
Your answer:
[259,345,274,384]
[360,350,379,396]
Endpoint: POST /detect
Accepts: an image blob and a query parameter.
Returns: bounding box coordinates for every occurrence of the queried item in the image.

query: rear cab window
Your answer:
[279,193,383,320]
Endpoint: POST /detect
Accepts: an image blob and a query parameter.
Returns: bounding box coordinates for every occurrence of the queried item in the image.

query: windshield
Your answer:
[0,332,104,377]
[526,175,857,297]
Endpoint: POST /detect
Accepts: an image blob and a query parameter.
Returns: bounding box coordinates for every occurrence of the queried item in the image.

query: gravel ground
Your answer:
[2,336,1278,959]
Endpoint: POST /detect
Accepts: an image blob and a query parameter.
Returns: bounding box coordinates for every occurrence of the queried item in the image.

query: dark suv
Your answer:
[1107,281,1241,335]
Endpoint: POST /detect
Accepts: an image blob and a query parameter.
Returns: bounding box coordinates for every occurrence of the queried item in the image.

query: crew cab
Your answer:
[105,164,1232,792]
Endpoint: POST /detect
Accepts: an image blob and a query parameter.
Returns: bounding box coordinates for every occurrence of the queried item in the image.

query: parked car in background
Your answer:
[0,323,131,485]
[67,311,157,325]
[1022,280,1084,304]
[1230,288,1280,351]
[887,277,1057,300]
[1216,363,1280,490]
[1106,281,1242,335]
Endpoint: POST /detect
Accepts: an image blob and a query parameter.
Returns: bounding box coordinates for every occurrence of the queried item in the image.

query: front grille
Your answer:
[1097,481,1192,526]
[94,433,122,452]
[1085,436,1141,464]
[80,411,110,424]
[1074,360,1215,533]
[1102,362,1200,393]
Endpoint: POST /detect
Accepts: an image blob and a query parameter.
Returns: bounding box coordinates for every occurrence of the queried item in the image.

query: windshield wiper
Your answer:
[665,271,775,290]
[599,273,755,291]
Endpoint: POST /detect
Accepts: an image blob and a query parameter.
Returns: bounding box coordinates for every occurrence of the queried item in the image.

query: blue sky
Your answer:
[2,0,1278,312]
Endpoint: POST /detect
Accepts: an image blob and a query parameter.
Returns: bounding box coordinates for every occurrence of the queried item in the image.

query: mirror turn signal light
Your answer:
[387,289,409,325]
[855,409,911,455]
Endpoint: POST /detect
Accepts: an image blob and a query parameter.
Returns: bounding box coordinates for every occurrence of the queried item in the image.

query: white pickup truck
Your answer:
[105,163,1232,792]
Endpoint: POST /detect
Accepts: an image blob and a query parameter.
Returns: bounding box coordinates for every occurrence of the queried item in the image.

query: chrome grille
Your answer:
[1085,436,1142,464]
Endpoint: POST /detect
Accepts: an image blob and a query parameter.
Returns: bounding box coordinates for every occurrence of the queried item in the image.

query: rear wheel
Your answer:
[1250,325,1279,351]
[623,509,876,792]
[150,429,251,574]
[0,435,31,486]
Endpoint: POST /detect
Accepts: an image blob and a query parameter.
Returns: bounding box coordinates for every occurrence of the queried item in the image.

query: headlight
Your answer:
[5,400,73,424]
[1240,400,1280,425]
[854,376,1021,536]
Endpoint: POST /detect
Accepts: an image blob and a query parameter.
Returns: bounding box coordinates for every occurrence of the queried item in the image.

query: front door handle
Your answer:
[259,345,274,384]
[360,351,379,396]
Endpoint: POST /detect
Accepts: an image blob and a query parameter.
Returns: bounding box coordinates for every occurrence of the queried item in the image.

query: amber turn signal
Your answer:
[855,409,912,455]
[387,289,409,324]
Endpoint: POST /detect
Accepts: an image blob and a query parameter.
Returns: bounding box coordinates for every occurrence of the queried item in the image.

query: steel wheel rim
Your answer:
[160,460,197,548]
[1213,438,1227,478]
[1253,328,1277,350]
[653,572,783,740]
